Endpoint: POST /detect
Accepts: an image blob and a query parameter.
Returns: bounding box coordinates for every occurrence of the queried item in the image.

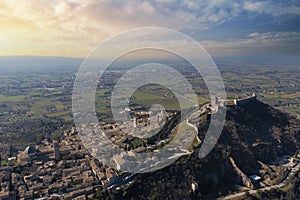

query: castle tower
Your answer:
[133,117,137,128]
[191,181,198,193]
[211,96,218,107]
[234,99,238,109]
[157,112,163,125]
[7,144,11,157]
[53,140,60,160]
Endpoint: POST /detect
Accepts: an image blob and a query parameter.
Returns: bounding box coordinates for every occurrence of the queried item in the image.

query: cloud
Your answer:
[154,0,176,3]
[181,0,200,10]
[1,0,298,38]
[246,31,300,43]
[244,1,300,16]
[0,0,300,57]
[202,31,300,57]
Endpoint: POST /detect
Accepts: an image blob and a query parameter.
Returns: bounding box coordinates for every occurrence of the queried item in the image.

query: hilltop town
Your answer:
[1,94,299,199]
[0,101,197,199]
[0,126,137,199]
[0,59,299,199]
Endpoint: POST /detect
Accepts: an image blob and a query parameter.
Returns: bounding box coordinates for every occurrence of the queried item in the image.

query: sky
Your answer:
[0,0,300,59]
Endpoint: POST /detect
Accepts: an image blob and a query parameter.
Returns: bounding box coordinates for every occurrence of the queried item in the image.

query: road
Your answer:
[186,118,198,133]
[218,161,300,200]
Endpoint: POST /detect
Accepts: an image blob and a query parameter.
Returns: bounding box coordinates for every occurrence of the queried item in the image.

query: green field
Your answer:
[0,95,26,102]
[45,110,72,121]
[264,92,300,99]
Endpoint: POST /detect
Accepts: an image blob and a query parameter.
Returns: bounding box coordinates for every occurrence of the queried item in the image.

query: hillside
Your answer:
[108,100,299,199]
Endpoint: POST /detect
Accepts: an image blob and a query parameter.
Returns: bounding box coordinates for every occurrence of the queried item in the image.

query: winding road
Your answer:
[218,161,300,200]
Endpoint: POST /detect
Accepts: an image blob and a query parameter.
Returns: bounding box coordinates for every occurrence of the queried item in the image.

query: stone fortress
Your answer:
[233,93,257,109]
[206,92,258,113]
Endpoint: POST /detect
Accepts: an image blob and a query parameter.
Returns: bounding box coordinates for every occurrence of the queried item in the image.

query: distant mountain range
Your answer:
[0,55,299,71]
[0,56,83,70]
